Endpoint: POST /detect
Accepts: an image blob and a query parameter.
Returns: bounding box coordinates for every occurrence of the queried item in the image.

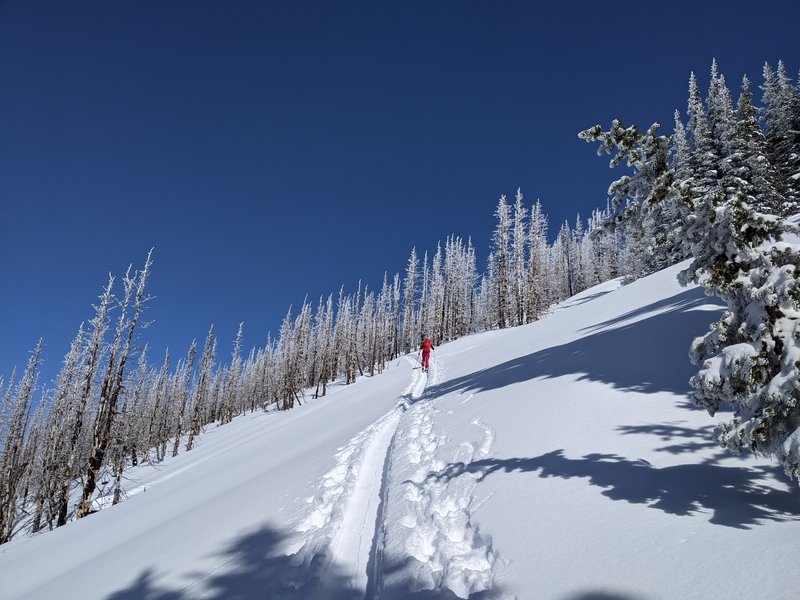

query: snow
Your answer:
[2,262,799,599]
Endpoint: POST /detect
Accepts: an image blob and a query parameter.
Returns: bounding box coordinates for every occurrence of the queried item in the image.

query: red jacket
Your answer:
[422,339,433,353]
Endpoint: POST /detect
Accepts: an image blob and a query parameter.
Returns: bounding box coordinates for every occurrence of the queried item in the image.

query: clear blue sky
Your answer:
[2,1,799,384]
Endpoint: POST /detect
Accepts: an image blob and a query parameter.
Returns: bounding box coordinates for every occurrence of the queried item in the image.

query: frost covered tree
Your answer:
[429,244,445,343]
[77,251,152,519]
[55,277,116,527]
[171,342,196,458]
[732,74,783,215]
[312,295,335,398]
[186,325,216,451]
[221,323,244,423]
[491,194,512,328]
[0,340,42,542]
[511,189,528,325]
[761,61,800,213]
[402,248,419,353]
[526,199,550,319]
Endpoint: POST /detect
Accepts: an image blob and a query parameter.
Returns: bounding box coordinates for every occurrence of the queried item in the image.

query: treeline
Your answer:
[581,59,800,482]
[2,58,798,543]
[0,196,620,543]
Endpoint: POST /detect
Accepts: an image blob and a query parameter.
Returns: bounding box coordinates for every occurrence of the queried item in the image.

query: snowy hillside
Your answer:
[1,262,798,600]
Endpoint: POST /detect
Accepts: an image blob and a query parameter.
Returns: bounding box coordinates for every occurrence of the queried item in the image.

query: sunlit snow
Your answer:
[1,262,798,600]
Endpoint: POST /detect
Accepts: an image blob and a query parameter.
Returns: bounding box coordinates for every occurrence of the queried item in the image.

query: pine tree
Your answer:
[579,119,674,282]
[77,251,152,519]
[402,248,419,354]
[56,277,115,527]
[186,325,215,451]
[731,74,783,214]
[0,339,42,542]
[171,341,196,457]
[491,195,512,327]
[526,199,550,319]
[761,61,800,213]
[511,189,528,325]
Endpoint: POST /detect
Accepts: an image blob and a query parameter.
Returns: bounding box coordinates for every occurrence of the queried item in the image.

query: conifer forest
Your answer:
[1,59,799,545]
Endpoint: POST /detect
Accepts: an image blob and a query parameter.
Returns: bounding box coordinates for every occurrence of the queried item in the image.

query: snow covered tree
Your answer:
[170,342,195,458]
[679,191,800,481]
[511,189,528,325]
[732,74,783,215]
[761,61,800,214]
[220,323,244,424]
[526,199,550,319]
[312,295,335,398]
[56,276,116,527]
[491,195,512,328]
[402,248,419,353]
[0,340,42,542]
[77,251,152,519]
[186,325,216,451]
[429,244,445,343]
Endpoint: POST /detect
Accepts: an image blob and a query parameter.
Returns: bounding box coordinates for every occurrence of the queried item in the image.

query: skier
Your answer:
[420,336,434,373]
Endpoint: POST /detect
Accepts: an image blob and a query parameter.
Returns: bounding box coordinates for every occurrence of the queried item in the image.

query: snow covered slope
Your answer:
[1,262,798,600]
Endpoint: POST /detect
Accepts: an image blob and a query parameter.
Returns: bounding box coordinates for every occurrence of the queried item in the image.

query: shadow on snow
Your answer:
[429,288,724,399]
[422,450,799,530]
[615,422,720,456]
[105,524,506,600]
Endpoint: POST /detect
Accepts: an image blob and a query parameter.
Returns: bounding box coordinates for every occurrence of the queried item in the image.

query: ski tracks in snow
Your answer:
[378,355,497,599]
[287,351,497,599]
[287,356,428,597]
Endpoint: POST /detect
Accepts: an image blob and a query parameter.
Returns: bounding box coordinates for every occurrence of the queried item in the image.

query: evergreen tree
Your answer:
[491,195,512,327]
[77,251,153,519]
[526,199,550,319]
[511,189,528,325]
[0,340,42,542]
[761,61,800,213]
[731,74,783,214]
[402,248,419,353]
[579,119,674,282]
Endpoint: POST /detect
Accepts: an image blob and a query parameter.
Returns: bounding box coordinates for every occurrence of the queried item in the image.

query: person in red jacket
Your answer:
[420,336,434,372]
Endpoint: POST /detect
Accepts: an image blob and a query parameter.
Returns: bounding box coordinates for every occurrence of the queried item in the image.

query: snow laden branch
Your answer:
[578,119,674,228]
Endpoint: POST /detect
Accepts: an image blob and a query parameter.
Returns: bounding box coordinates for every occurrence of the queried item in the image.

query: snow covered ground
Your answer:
[1,261,798,599]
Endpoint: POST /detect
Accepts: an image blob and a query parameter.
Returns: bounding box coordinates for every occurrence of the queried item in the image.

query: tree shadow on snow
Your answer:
[429,288,723,398]
[106,524,506,600]
[424,451,800,530]
[615,422,720,456]
[105,525,359,600]
[562,593,644,600]
[556,289,615,309]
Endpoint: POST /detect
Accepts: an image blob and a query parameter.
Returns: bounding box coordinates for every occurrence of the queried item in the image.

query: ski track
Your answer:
[380,353,497,599]
[287,355,429,597]
[285,351,497,599]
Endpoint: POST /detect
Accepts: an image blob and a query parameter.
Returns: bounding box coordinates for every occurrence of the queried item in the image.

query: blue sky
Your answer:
[1,1,799,384]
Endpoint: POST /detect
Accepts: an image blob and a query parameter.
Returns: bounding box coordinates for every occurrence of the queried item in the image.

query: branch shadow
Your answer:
[424,451,800,530]
[105,524,506,599]
[429,288,723,398]
[557,289,615,309]
[616,422,719,455]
